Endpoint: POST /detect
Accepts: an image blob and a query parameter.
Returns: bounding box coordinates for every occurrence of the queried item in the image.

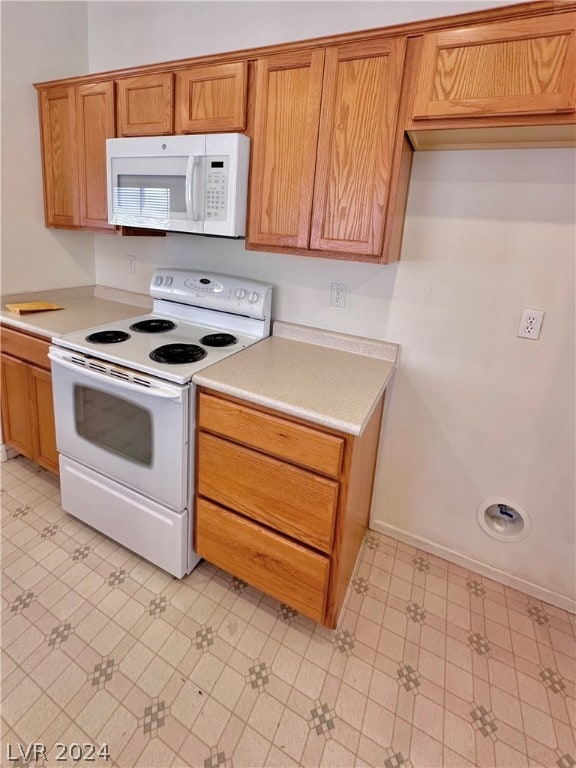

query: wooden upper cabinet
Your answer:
[39,87,79,227]
[38,80,115,231]
[248,38,406,259]
[174,61,247,133]
[249,50,324,249]
[116,72,174,135]
[75,81,116,229]
[412,12,576,121]
[311,38,406,257]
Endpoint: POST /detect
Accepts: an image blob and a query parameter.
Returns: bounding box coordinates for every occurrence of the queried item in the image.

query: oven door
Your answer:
[49,347,189,511]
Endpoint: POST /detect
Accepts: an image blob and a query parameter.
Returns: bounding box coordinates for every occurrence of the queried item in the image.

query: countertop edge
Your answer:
[194,361,395,436]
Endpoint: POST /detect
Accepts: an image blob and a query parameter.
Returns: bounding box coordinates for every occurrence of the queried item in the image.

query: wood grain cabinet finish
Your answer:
[0,327,59,474]
[116,72,174,135]
[75,81,116,229]
[248,50,325,250]
[38,81,115,231]
[39,87,79,228]
[196,498,330,620]
[195,389,385,627]
[248,39,407,261]
[175,61,247,133]
[311,38,407,257]
[411,12,576,121]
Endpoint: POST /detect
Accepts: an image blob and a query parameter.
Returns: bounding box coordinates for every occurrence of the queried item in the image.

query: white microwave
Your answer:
[106,133,250,237]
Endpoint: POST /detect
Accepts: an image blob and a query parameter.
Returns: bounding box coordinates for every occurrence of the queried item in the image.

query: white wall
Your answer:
[0,1,95,294]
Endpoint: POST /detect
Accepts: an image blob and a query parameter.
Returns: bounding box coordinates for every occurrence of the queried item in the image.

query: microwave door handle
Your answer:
[48,351,184,401]
[185,156,201,221]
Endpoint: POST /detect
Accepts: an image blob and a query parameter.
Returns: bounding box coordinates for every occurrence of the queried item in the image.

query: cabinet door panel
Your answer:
[1,354,34,458]
[76,81,116,229]
[30,365,59,474]
[175,62,247,133]
[117,72,174,135]
[197,432,338,553]
[196,498,328,621]
[39,87,78,227]
[413,13,576,120]
[248,50,324,249]
[310,38,406,257]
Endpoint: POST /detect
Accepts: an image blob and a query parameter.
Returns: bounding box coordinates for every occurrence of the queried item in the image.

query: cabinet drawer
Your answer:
[195,498,329,621]
[197,431,338,553]
[198,392,344,478]
[0,327,50,369]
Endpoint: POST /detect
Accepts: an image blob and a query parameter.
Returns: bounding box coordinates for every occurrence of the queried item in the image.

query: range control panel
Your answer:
[150,268,272,321]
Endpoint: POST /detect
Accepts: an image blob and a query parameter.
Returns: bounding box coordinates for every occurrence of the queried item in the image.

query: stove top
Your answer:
[52,269,273,385]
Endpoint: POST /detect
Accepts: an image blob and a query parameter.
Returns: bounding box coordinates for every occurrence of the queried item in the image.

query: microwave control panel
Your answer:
[205,156,229,221]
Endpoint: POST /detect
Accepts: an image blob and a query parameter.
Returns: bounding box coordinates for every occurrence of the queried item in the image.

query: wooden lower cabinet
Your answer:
[196,498,330,620]
[0,326,59,474]
[195,389,384,627]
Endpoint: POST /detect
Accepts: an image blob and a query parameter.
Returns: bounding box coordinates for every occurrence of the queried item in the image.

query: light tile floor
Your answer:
[1,456,575,768]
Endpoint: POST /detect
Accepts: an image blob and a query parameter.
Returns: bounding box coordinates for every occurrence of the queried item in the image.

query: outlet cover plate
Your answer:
[517,309,544,340]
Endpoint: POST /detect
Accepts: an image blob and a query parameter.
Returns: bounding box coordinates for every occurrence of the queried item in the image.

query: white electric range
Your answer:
[49,268,272,577]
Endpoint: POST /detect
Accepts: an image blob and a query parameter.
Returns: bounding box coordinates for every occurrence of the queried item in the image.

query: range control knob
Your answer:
[235,288,246,300]
[164,276,173,286]
[154,276,163,285]
[248,291,259,303]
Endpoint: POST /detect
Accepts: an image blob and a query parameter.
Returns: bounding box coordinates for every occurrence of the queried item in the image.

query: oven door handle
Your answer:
[48,350,185,401]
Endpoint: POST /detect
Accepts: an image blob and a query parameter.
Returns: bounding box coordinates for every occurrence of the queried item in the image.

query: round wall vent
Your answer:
[477,497,531,542]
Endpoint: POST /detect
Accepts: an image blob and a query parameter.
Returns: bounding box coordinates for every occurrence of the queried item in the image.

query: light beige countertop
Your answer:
[193,321,398,436]
[0,286,151,339]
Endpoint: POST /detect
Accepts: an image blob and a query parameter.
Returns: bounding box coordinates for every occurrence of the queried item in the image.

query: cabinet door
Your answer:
[39,86,79,227]
[30,365,59,474]
[1,354,34,459]
[117,72,174,135]
[412,13,576,120]
[248,50,324,249]
[76,81,116,230]
[310,37,406,257]
[175,61,247,133]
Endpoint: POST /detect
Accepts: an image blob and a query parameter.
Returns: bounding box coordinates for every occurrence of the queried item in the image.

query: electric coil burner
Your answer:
[130,318,176,333]
[150,343,207,365]
[49,268,273,580]
[200,332,238,347]
[86,330,131,344]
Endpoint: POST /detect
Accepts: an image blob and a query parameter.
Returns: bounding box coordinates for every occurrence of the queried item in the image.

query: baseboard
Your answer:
[370,519,576,615]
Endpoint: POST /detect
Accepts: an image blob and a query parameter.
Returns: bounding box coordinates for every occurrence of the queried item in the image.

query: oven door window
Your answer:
[74,385,152,466]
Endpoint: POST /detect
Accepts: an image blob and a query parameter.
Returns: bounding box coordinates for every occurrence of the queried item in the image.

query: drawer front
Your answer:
[198,431,338,553]
[198,392,344,478]
[0,326,50,369]
[195,498,329,622]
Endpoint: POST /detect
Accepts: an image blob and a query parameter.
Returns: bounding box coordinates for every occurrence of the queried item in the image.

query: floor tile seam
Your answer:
[520,646,571,690]
[1,648,45,706]
[6,665,94,749]
[169,683,246,753]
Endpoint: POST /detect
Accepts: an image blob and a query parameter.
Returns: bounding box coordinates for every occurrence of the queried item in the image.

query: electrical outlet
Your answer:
[330,283,347,308]
[127,255,136,274]
[517,309,544,339]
